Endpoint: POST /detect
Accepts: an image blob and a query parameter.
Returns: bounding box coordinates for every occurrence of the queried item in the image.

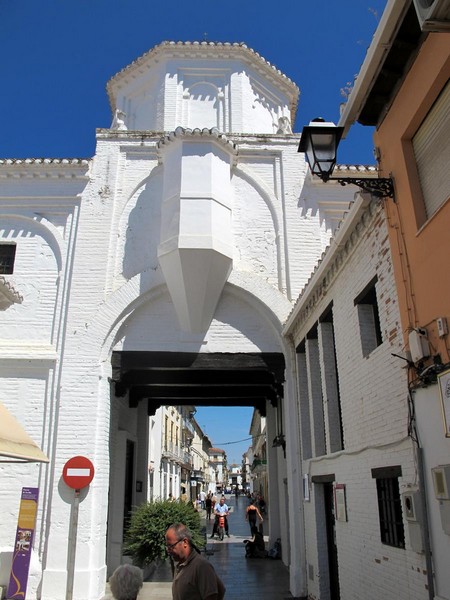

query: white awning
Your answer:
[0,402,49,463]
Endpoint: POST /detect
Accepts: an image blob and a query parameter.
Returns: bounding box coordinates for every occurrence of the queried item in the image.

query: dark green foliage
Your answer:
[124,500,204,566]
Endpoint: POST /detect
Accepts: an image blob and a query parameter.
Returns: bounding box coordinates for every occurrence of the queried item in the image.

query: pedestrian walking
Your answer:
[245,500,263,535]
[205,492,213,520]
[165,522,225,600]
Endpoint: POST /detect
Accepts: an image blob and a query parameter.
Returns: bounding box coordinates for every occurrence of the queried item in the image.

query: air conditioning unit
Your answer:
[413,0,450,31]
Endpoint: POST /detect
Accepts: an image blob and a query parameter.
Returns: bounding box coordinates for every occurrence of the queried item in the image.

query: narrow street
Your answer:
[205,494,292,599]
[118,494,293,600]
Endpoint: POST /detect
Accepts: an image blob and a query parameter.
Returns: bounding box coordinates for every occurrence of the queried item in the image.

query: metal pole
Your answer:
[66,489,80,600]
[416,447,435,600]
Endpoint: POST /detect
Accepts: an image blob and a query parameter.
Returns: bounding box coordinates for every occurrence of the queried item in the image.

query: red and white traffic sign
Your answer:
[63,456,95,490]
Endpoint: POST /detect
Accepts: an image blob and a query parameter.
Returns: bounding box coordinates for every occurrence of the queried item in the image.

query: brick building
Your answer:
[284,194,424,600]
[338,1,450,597]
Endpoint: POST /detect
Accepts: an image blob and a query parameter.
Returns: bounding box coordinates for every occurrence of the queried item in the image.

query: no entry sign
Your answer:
[63,456,95,490]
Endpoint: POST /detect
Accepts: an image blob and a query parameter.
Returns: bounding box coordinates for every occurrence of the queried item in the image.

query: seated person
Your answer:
[243,526,267,558]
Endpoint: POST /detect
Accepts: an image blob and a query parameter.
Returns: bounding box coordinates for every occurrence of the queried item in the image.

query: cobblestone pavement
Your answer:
[121,494,293,600]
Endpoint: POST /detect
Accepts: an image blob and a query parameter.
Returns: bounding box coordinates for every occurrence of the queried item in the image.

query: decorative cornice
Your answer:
[107,40,299,121]
[0,158,90,179]
[334,164,378,175]
[284,196,380,339]
[157,126,238,165]
[0,276,23,309]
[0,158,89,166]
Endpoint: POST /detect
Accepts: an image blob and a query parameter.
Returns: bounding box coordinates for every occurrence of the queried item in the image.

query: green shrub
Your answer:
[124,500,204,566]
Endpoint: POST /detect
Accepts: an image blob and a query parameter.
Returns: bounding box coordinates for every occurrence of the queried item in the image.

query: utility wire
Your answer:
[214,433,265,446]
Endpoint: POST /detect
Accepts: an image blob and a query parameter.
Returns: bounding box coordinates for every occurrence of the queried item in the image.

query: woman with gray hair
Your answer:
[109,564,143,600]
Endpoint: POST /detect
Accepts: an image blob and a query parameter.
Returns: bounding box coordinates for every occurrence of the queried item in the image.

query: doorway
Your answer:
[324,482,340,600]
[313,475,340,600]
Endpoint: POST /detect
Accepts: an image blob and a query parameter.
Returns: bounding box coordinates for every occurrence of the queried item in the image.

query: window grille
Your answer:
[372,467,405,549]
[0,244,16,274]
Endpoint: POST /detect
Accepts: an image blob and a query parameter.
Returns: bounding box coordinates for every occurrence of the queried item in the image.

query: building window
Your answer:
[413,80,450,221]
[0,244,16,274]
[355,276,382,357]
[296,345,312,460]
[319,304,344,452]
[372,466,405,549]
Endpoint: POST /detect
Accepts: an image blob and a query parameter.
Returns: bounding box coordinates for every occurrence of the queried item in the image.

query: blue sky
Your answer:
[1,0,387,162]
[195,406,254,465]
[0,0,388,463]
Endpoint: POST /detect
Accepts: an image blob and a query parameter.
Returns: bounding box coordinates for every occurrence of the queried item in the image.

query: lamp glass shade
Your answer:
[299,121,344,182]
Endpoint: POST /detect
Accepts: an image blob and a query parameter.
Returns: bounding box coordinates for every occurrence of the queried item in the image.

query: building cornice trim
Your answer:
[283,193,380,339]
[107,40,299,124]
[157,126,238,165]
[0,159,90,180]
[0,276,23,308]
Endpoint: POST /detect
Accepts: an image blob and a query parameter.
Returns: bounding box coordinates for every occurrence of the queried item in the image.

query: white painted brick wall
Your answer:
[306,338,326,457]
[318,321,343,454]
[0,46,357,599]
[289,200,428,600]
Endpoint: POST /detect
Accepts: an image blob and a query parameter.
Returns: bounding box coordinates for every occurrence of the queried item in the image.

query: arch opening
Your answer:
[106,349,285,575]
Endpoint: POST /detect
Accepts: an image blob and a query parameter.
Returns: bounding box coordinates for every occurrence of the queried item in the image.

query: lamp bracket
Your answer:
[330,177,394,199]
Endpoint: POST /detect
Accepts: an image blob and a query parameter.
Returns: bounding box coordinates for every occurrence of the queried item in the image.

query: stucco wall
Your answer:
[375,34,450,346]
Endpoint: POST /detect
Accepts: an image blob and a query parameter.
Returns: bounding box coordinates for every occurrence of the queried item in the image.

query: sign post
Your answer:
[62,456,94,600]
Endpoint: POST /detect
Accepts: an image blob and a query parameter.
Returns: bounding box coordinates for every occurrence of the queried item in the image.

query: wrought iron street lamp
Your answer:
[299,118,394,199]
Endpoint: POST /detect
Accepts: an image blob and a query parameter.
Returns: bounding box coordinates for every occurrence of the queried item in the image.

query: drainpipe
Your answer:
[416,445,435,600]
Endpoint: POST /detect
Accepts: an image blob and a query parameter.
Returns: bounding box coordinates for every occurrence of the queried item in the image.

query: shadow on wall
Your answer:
[121,169,163,281]
[298,179,353,234]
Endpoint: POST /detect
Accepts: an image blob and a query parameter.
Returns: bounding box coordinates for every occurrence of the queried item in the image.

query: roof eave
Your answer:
[106,41,300,125]
[338,0,411,136]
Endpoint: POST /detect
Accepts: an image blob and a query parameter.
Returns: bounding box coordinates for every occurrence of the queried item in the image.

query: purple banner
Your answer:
[7,487,39,600]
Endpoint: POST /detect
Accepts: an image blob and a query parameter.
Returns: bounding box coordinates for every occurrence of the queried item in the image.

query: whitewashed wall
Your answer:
[0,43,358,600]
[284,197,428,600]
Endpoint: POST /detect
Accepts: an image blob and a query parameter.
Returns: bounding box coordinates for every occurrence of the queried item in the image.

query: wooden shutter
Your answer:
[413,80,450,219]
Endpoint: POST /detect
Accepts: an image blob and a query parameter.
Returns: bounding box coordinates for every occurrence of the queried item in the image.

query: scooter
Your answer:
[218,514,226,541]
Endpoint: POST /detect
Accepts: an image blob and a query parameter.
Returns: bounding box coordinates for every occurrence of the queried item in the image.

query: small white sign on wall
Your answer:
[334,483,347,522]
[303,474,310,501]
[438,368,450,437]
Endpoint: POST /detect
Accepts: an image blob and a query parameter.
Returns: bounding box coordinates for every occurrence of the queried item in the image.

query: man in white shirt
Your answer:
[210,497,230,538]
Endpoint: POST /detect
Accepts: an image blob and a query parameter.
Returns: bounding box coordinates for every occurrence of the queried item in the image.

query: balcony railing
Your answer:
[182,450,193,467]
[251,458,267,473]
[182,418,195,438]
[161,442,197,469]
[162,441,185,462]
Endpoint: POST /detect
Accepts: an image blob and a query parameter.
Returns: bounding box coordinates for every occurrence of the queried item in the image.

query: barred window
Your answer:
[355,276,383,357]
[0,244,16,274]
[372,466,405,549]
